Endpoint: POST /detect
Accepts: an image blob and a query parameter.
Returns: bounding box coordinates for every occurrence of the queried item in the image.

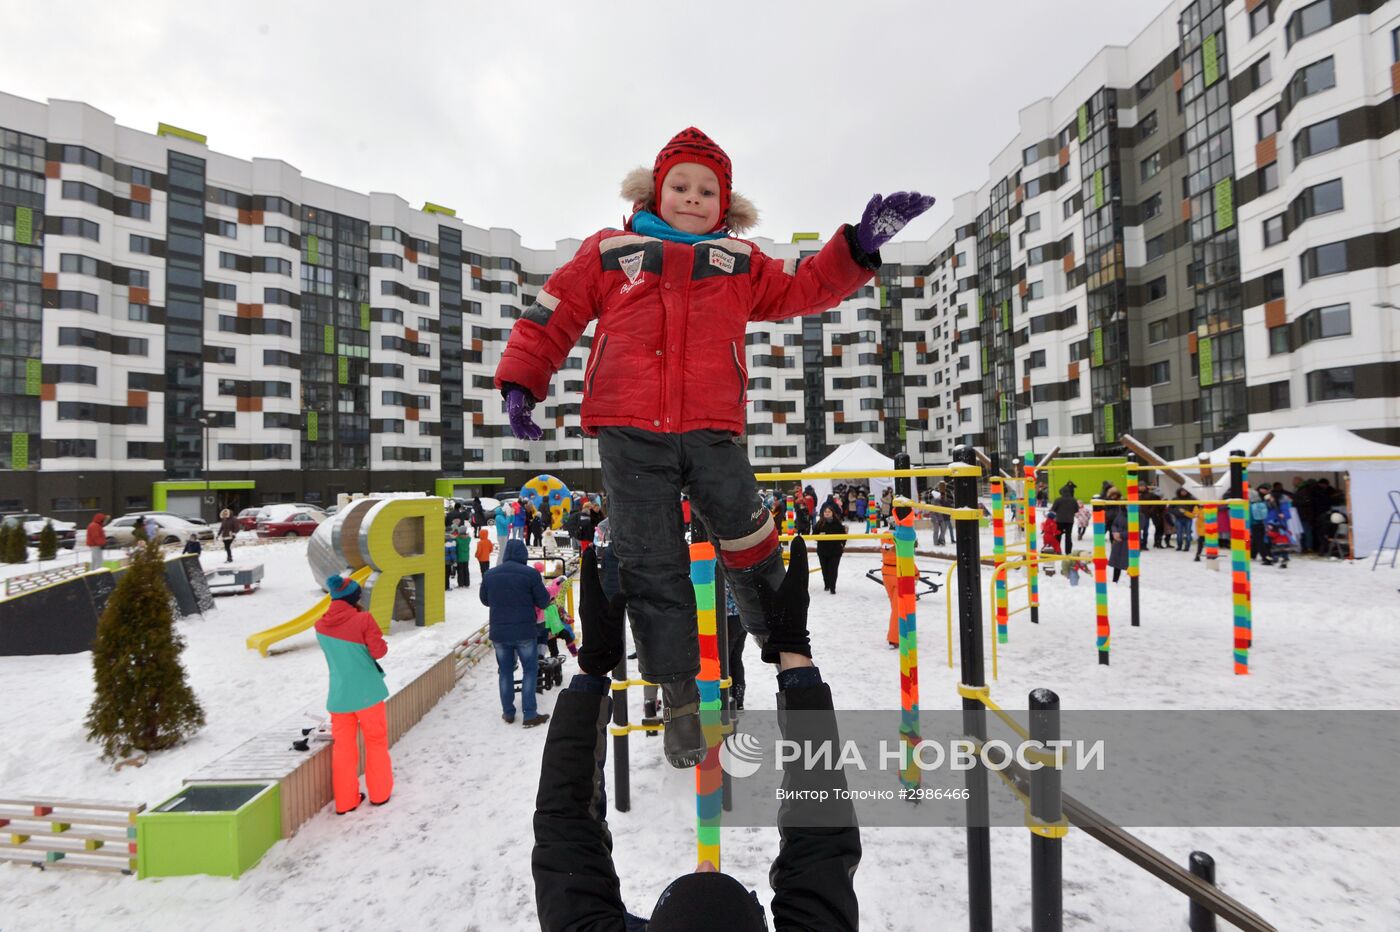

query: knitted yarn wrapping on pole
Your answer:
[894,512,920,790]
[1093,506,1109,665]
[991,478,1008,644]
[1127,471,1141,578]
[1206,507,1219,560]
[1024,452,1039,614]
[690,541,722,868]
[784,495,796,536]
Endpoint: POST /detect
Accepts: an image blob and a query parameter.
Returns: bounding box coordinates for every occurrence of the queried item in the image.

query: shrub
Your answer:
[85,539,205,759]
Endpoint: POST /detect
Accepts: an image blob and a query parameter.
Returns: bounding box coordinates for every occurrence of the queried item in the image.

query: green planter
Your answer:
[137,783,281,879]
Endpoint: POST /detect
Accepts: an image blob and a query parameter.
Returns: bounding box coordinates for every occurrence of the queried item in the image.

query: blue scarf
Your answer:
[630,210,729,245]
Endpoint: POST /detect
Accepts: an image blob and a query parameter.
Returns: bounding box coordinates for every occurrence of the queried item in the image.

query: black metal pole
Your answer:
[952,444,992,931]
[611,653,630,813]
[1227,450,1246,555]
[1127,453,1140,628]
[1029,688,1063,932]
[1188,851,1218,932]
[894,451,912,499]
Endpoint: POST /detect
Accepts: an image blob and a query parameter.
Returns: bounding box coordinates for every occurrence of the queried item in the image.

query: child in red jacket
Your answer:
[495,127,933,767]
[315,574,392,815]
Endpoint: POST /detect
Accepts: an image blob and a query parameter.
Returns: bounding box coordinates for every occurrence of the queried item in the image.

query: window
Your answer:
[253,256,293,276]
[1071,413,1093,434]
[1263,214,1286,247]
[59,253,99,276]
[1140,151,1161,181]
[959,408,972,423]
[1025,281,1044,301]
[1301,303,1350,341]
[219,252,239,270]
[1260,162,1279,194]
[1306,366,1354,402]
[1023,178,1044,199]
[1300,241,1347,282]
[53,217,100,241]
[54,364,97,385]
[1141,192,1162,221]
[264,226,296,247]
[1139,110,1158,141]
[210,219,237,238]
[61,180,102,205]
[1257,107,1278,141]
[1062,198,1075,220]
[1246,56,1271,94]
[1149,360,1171,385]
[1153,403,1174,426]
[1145,276,1167,302]
[1025,419,1048,439]
[1263,270,1285,301]
[1394,24,1400,63]
[1287,57,1335,108]
[1023,144,1039,166]
[129,234,157,254]
[209,282,236,301]
[1249,3,1273,36]
[1294,178,1343,225]
[1024,212,1041,233]
[1293,117,1340,162]
[1148,319,1171,344]
[48,290,99,312]
[1269,326,1291,355]
[1286,0,1333,49]
[1145,235,1167,262]
[127,303,150,321]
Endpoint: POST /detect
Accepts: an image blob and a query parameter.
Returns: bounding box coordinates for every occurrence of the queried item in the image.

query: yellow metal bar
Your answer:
[609,723,664,735]
[943,564,956,669]
[1006,582,1028,594]
[780,533,889,541]
[754,466,981,481]
[1229,455,1400,463]
[1089,499,1246,507]
[1007,604,1032,617]
[609,678,658,691]
[901,502,984,520]
[1024,462,1144,472]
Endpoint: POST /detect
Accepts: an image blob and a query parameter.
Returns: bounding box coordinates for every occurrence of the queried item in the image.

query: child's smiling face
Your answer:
[657,162,722,234]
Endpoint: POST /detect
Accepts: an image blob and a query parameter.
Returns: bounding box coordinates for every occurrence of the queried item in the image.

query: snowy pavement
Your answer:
[2,535,1398,930]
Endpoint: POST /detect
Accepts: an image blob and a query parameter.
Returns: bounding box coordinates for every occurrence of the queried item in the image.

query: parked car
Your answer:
[103,514,215,546]
[236,507,262,531]
[146,511,210,527]
[1,513,78,550]
[255,503,325,523]
[256,509,326,538]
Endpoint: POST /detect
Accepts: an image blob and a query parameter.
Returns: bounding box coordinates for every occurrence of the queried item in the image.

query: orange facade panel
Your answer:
[129,286,150,305]
[1188,332,1199,353]
[405,247,418,264]
[1068,361,1079,381]
[406,407,419,421]
[1255,134,1277,169]
[40,383,56,401]
[45,160,60,179]
[130,184,151,204]
[235,396,262,412]
[1062,252,1075,274]
[1264,299,1287,329]
[127,390,149,408]
[42,272,57,289]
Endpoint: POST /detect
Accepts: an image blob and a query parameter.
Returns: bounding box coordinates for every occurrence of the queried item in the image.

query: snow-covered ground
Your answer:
[2,532,1398,930]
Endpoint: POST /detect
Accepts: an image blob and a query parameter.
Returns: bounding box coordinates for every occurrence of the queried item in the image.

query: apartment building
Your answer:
[1,0,1395,519]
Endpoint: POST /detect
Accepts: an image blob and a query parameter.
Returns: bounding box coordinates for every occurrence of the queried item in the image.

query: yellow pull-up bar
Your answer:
[754,465,981,481]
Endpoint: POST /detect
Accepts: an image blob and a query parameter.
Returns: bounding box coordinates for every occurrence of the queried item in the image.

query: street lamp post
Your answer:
[194,410,219,521]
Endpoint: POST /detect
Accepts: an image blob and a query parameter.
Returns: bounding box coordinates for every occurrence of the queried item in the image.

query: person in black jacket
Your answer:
[481,538,554,727]
[1049,483,1078,555]
[811,502,847,594]
[533,538,860,931]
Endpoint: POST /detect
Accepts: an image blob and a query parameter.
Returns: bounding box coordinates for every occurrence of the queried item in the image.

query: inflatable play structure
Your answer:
[246,496,446,656]
[519,474,572,529]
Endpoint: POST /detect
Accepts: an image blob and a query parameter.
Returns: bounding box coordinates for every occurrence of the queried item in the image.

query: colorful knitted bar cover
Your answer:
[894,509,921,790]
[991,478,1007,644]
[1025,452,1038,613]
[1127,470,1140,578]
[690,541,722,868]
[1093,506,1109,665]
[784,495,796,537]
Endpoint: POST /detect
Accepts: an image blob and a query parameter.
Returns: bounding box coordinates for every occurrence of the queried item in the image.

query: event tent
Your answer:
[1162,426,1400,559]
[799,440,895,507]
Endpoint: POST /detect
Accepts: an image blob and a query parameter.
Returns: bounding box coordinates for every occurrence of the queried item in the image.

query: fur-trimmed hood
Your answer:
[620,166,759,236]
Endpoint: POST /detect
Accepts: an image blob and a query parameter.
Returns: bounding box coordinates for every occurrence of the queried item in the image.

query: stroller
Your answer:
[1265,522,1294,567]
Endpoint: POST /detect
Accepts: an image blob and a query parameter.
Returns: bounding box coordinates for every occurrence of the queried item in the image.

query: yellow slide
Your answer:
[246,566,373,657]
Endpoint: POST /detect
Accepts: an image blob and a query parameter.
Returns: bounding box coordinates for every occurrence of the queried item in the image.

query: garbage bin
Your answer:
[136,782,281,879]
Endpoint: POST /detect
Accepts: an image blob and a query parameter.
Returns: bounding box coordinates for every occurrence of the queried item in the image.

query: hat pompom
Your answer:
[327,574,344,590]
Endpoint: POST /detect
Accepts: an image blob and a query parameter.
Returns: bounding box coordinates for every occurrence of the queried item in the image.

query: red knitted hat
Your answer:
[652,127,732,229]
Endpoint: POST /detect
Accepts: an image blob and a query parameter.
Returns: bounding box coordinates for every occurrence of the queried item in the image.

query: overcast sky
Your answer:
[3,0,1169,250]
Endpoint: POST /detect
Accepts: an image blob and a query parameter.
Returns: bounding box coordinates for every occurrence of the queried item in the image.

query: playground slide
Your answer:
[245,566,372,657]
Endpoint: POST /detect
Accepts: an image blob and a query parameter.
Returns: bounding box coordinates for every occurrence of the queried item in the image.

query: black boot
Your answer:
[723,548,787,646]
[661,679,707,768]
[732,682,745,712]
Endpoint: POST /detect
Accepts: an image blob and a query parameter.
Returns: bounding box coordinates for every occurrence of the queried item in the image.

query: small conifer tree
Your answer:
[85,539,205,759]
[2,522,26,564]
[37,520,58,560]
[0,523,11,563]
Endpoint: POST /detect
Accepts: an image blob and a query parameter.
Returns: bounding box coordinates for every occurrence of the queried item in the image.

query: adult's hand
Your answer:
[577,549,626,676]
[504,384,543,441]
[855,191,937,254]
[759,536,812,664]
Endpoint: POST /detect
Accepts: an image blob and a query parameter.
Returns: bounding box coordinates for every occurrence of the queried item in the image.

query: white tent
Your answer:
[799,440,895,507]
[1163,426,1400,559]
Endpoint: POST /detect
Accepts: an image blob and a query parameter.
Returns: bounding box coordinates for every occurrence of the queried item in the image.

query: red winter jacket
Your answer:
[86,514,107,547]
[495,226,877,435]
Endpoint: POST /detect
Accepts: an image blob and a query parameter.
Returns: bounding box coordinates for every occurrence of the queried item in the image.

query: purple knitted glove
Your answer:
[505,386,543,441]
[855,192,937,254]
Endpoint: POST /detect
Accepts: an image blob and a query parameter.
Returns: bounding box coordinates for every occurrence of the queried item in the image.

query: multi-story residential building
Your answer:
[1,0,1395,519]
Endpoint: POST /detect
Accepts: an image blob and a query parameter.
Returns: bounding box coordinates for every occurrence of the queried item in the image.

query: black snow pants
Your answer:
[599,427,782,685]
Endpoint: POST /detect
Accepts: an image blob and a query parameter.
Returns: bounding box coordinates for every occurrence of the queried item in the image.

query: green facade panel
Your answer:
[1078,103,1088,141]
[1103,405,1115,442]
[1203,34,1219,86]
[14,206,32,245]
[337,357,348,385]
[1093,169,1104,210]
[11,432,29,470]
[1198,336,1214,387]
[1213,178,1234,231]
[306,411,318,442]
[1092,328,1104,367]
[323,324,333,354]
[360,302,371,329]
[25,358,41,395]
[306,234,319,265]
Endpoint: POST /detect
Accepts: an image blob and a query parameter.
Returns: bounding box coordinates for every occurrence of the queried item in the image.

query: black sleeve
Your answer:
[841,223,882,271]
[532,687,629,932]
[769,680,862,932]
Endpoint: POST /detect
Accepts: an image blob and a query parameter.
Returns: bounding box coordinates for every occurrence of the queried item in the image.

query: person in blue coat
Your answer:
[494,505,510,563]
[480,538,553,727]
